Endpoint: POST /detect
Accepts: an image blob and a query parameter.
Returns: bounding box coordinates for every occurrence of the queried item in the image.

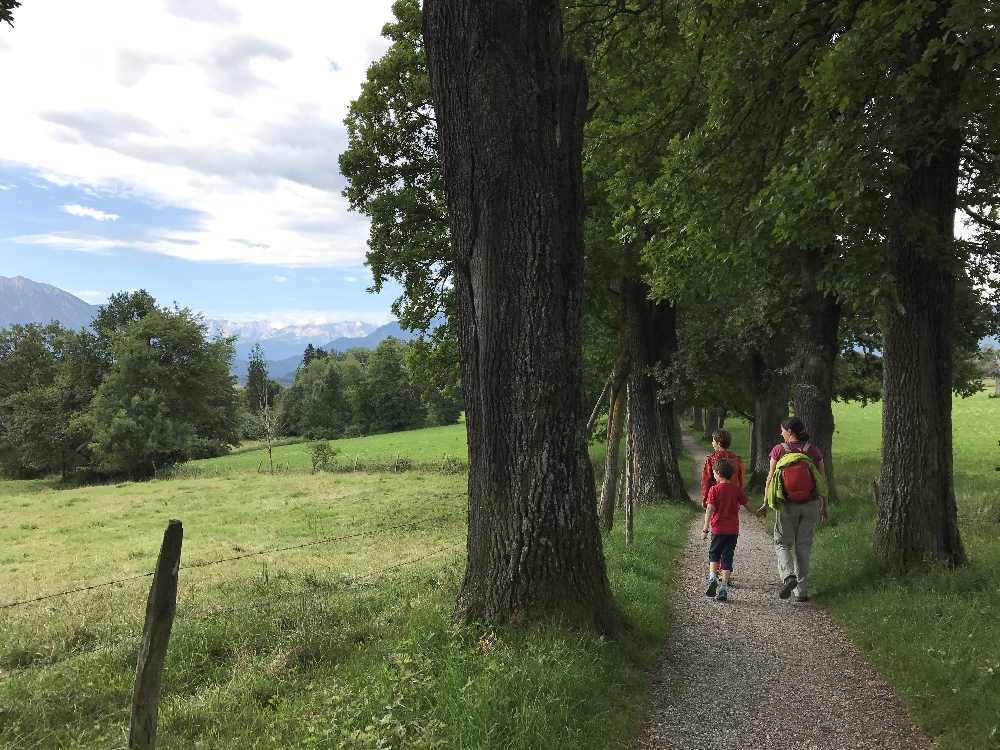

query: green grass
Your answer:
[0,427,693,749]
[189,423,469,474]
[703,391,1000,750]
[811,392,1000,750]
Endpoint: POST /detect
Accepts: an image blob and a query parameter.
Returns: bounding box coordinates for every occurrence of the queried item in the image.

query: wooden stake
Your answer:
[129,519,183,750]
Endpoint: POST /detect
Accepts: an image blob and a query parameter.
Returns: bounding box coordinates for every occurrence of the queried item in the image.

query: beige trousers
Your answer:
[774,499,821,596]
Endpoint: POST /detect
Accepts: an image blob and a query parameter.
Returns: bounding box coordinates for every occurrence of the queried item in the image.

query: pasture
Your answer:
[2,389,998,748]
[188,423,469,474]
[0,428,690,749]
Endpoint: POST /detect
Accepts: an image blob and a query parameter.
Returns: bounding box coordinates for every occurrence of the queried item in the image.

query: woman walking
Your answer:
[757,417,828,601]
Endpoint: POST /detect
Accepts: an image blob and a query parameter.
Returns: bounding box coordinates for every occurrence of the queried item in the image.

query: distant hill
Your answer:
[258,322,423,385]
[0,275,422,385]
[0,275,99,330]
[323,320,420,352]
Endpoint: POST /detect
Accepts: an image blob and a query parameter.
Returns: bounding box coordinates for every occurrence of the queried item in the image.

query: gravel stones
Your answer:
[632,437,934,750]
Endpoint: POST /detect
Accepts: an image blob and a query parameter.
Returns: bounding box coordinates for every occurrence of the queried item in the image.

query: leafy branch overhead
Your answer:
[1,0,20,27]
[339,0,450,334]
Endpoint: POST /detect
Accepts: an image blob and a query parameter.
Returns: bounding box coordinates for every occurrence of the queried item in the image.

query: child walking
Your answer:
[700,428,745,505]
[700,429,745,586]
[702,458,752,602]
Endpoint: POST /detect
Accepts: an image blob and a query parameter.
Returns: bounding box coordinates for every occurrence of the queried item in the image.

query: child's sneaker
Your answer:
[705,576,718,598]
[716,585,728,602]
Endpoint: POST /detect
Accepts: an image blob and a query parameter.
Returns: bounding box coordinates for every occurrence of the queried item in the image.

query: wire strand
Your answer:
[0,517,454,610]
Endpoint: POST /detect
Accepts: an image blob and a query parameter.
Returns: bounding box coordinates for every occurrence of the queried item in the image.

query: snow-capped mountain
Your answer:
[0,276,395,378]
[207,319,378,362]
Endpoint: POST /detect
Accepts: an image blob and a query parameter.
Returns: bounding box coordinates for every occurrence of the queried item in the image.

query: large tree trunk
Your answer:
[792,253,841,502]
[423,0,616,628]
[623,279,687,504]
[747,347,789,490]
[873,10,965,568]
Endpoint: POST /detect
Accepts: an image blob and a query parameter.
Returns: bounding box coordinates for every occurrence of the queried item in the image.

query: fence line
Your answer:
[0,516,456,610]
[180,542,463,627]
[0,542,464,677]
[3,542,465,749]
[0,570,157,611]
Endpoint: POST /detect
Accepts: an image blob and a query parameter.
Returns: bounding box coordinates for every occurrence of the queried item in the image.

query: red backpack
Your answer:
[779,443,816,502]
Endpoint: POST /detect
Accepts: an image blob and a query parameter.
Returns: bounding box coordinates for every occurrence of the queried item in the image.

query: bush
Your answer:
[309,441,339,473]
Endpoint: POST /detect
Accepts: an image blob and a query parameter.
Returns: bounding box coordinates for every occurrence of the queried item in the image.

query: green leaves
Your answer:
[340,0,450,335]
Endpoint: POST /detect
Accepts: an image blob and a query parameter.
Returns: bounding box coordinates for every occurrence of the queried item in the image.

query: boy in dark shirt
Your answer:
[702,459,753,602]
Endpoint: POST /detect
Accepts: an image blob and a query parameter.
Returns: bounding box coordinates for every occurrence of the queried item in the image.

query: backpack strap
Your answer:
[784,441,812,456]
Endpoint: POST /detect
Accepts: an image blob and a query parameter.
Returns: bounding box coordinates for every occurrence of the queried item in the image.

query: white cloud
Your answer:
[12,233,123,253]
[215,309,393,326]
[0,0,395,267]
[344,276,359,282]
[62,204,120,221]
[0,183,14,191]
[272,275,288,283]
[69,289,109,304]
[163,0,240,25]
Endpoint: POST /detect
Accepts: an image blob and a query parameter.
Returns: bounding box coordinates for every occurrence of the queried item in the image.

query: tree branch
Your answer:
[962,205,1000,232]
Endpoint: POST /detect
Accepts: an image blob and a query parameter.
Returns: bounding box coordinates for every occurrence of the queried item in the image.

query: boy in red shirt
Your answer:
[702,459,753,602]
[700,429,744,506]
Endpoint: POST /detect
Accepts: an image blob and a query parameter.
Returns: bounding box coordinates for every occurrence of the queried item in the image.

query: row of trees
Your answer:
[0,291,241,480]
[263,337,462,440]
[342,0,998,629]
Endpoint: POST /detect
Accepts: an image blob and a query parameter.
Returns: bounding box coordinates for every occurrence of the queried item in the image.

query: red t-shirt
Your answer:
[706,482,748,535]
[700,450,745,506]
[769,441,824,465]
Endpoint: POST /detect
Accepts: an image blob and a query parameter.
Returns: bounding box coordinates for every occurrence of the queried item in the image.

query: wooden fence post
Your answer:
[624,404,634,546]
[129,519,183,750]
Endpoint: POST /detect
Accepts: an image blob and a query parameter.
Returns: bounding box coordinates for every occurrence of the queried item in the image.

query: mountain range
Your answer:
[0,275,99,331]
[0,275,418,382]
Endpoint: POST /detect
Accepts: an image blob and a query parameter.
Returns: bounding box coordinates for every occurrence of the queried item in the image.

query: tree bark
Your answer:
[692,406,704,431]
[792,253,841,502]
[599,373,627,532]
[747,347,789,490]
[423,0,616,628]
[669,404,683,465]
[874,8,965,567]
[623,279,687,504]
[586,373,613,440]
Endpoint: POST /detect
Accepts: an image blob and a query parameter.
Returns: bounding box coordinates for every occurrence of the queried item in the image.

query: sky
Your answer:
[0,0,401,326]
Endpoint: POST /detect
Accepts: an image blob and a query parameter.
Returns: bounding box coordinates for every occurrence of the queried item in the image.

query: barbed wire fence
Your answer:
[0,513,465,750]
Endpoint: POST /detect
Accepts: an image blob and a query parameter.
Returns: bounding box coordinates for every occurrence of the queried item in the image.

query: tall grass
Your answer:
[1,425,693,749]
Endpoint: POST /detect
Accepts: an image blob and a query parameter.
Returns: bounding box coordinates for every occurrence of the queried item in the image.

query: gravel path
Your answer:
[633,434,934,750]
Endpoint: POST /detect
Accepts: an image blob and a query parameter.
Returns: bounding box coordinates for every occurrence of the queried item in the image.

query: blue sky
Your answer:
[0,0,402,326]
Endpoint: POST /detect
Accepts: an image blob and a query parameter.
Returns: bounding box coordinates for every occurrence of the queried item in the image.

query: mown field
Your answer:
[0,426,691,749]
[714,387,1000,750]
[188,423,469,474]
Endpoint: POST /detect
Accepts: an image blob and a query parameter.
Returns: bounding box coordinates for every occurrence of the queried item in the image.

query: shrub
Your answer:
[309,441,339,473]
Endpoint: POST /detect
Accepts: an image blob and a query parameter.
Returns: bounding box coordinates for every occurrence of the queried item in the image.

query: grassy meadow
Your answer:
[187,423,469,474]
[713,387,1000,750]
[0,425,692,749]
[5,386,997,749]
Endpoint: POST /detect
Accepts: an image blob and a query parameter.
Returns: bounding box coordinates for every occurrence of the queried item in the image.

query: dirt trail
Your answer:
[633,434,933,750]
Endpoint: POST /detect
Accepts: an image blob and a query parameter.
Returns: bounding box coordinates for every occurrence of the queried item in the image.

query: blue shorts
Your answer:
[708,533,738,571]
